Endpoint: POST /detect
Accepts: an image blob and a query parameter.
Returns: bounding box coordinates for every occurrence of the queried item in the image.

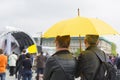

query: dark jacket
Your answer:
[22,58,32,71]
[36,54,46,68]
[16,54,26,73]
[43,50,76,80]
[116,57,120,69]
[75,45,106,80]
[22,58,32,77]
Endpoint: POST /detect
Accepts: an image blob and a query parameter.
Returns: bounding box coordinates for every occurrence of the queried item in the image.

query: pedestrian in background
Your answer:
[35,52,46,80]
[22,53,32,80]
[16,49,26,80]
[0,49,7,80]
[8,52,18,76]
[43,35,76,80]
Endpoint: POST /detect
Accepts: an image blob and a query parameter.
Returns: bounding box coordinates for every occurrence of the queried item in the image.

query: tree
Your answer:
[111,42,117,56]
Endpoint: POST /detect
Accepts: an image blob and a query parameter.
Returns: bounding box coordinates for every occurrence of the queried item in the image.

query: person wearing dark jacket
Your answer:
[22,53,32,80]
[43,35,76,80]
[75,35,107,80]
[16,49,26,80]
[116,57,120,69]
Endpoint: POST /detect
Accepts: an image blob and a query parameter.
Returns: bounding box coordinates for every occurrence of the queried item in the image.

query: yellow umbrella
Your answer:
[27,44,37,54]
[43,16,119,37]
[43,16,119,52]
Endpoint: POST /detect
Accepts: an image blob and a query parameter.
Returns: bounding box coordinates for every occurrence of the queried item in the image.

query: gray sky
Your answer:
[0,0,120,52]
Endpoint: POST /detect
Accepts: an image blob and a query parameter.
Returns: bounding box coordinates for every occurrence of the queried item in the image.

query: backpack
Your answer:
[94,51,117,80]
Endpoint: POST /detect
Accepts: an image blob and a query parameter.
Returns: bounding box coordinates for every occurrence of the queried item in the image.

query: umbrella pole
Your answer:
[79,35,82,52]
[40,32,43,53]
[78,8,80,16]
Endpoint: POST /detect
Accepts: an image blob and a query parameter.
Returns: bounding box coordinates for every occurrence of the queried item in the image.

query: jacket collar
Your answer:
[86,45,98,50]
[52,50,70,56]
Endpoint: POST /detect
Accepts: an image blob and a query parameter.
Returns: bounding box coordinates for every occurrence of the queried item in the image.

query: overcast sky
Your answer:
[0,0,120,52]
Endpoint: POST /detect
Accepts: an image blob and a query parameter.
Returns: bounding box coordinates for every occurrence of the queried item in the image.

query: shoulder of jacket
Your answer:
[47,56,55,62]
[81,50,92,54]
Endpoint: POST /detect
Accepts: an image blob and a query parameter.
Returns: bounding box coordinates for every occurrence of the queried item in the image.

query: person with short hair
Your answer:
[43,35,76,80]
[16,49,26,80]
[0,49,7,80]
[22,53,32,80]
[75,35,107,80]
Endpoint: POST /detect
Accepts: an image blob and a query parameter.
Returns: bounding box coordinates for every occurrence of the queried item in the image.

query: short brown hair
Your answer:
[85,35,99,45]
[0,49,3,54]
[22,49,26,53]
[55,35,70,48]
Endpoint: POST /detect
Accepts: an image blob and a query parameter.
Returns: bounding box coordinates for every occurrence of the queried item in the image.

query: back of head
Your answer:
[12,52,15,54]
[55,35,70,48]
[41,51,43,55]
[25,53,31,58]
[22,49,26,53]
[0,49,3,54]
[85,34,99,45]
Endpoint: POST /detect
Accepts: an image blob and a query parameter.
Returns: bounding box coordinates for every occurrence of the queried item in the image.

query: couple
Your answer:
[43,34,106,80]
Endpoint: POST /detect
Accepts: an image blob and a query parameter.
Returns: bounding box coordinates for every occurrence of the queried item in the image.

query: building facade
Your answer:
[34,37,114,55]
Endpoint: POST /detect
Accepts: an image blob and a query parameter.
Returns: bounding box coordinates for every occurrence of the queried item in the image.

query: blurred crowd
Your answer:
[0,48,49,80]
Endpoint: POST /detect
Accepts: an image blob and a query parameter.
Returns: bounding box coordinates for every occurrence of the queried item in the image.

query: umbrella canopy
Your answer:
[43,16,119,37]
[27,44,37,54]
